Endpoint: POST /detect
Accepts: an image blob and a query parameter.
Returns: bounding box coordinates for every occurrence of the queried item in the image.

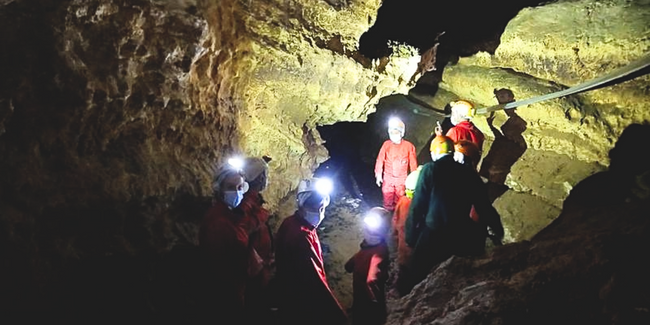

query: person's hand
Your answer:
[247,248,264,277]
[488,225,504,244]
[376,175,383,187]
[434,121,443,136]
[453,151,465,164]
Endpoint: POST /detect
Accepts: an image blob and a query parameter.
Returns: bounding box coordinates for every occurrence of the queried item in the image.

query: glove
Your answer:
[434,122,443,136]
[376,174,382,187]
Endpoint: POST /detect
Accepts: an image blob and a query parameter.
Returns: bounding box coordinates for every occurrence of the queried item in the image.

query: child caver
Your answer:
[345,207,391,325]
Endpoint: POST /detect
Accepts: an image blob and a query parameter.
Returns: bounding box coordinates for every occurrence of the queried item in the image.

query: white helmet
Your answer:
[450,100,475,121]
[388,117,405,137]
[297,177,333,208]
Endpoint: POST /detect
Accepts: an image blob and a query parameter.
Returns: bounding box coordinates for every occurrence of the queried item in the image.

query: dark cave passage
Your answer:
[359,0,549,57]
[316,94,447,209]
[314,95,448,310]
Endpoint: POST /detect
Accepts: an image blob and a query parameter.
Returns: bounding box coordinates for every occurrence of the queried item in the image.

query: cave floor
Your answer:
[315,155,400,313]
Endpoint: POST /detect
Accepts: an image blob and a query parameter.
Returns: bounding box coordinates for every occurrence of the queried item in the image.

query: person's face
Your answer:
[223,174,245,192]
[301,198,327,227]
[389,130,402,144]
[450,111,464,125]
[304,201,326,215]
[363,228,383,245]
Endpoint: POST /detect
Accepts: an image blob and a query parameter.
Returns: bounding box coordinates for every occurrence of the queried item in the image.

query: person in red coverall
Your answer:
[198,160,250,325]
[446,100,485,154]
[345,207,391,325]
[275,178,347,325]
[391,167,421,296]
[239,156,275,323]
[375,117,418,212]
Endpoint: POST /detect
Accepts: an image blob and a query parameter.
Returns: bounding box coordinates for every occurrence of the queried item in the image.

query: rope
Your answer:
[475,53,650,115]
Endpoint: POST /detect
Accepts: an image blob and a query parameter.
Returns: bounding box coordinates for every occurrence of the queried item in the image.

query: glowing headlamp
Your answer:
[227,157,244,170]
[363,212,382,230]
[314,178,333,196]
[388,117,401,129]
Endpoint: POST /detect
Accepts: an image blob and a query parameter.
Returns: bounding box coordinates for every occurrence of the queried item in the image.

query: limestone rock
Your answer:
[0,0,417,256]
[434,0,649,241]
[492,190,560,242]
[460,0,650,153]
[0,1,418,317]
[232,0,420,210]
[504,149,605,207]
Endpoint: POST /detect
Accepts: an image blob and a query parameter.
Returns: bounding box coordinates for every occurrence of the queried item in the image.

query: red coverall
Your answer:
[345,240,390,325]
[447,121,486,222]
[392,196,414,295]
[392,196,413,268]
[446,120,485,152]
[375,140,417,211]
[275,214,347,325]
[198,200,249,322]
[238,190,274,319]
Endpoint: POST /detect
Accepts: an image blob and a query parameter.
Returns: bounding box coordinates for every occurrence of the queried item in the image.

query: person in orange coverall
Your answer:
[375,117,418,212]
[275,178,347,325]
[345,207,391,325]
[239,156,275,323]
[391,166,421,296]
[198,161,250,324]
[446,100,485,154]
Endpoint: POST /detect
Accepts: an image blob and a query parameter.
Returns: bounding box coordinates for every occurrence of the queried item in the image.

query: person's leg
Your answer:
[394,183,406,209]
[382,181,396,211]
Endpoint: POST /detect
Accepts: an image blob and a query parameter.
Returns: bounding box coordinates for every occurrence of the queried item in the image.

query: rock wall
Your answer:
[233,0,419,211]
[386,197,650,325]
[0,0,417,317]
[430,0,649,241]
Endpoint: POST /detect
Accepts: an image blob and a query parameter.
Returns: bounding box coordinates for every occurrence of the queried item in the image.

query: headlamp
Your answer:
[227,157,244,170]
[363,212,382,230]
[314,178,333,196]
[388,117,401,129]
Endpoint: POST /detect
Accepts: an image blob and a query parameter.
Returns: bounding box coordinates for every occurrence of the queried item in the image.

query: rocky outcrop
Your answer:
[429,0,649,241]
[233,0,418,210]
[0,0,417,318]
[387,202,650,324]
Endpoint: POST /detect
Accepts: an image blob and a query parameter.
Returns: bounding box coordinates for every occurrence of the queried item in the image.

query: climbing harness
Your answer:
[475,53,650,115]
